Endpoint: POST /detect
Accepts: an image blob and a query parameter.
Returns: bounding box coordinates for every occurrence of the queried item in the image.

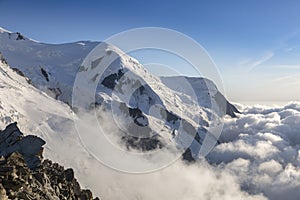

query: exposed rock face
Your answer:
[0,52,7,65]
[0,122,45,169]
[214,91,240,117]
[16,32,25,40]
[0,123,99,200]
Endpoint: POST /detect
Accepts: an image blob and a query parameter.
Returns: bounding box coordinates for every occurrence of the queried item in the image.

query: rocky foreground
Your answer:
[0,123,99,200]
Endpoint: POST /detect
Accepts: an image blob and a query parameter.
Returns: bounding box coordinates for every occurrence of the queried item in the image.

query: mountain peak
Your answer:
[0,27,12,34]
[0,27,35,42]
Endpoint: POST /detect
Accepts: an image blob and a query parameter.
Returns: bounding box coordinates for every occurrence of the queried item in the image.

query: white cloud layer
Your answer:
[6,96,298,200]
[207,102,300,200]
[71,110,267,200]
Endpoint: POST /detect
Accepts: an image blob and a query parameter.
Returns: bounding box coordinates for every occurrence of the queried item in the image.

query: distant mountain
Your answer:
[0,28,239,161]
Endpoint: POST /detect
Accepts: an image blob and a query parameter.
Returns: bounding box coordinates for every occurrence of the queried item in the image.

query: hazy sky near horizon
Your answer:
[1,0,300,102]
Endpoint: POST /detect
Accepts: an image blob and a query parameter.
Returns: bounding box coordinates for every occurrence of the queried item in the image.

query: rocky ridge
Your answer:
[0,123,99,200]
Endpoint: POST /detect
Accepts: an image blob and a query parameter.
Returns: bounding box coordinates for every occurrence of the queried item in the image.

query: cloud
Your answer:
[247,52,274,72]
[69,109,267,200]
[207,102,300,200]
[16,98,300,200]
[81,157,267,200]
[39,107,266,200]
[274,65,300,69]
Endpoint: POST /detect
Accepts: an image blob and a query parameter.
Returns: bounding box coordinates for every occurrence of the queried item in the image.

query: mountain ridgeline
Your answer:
[0,28,239,161]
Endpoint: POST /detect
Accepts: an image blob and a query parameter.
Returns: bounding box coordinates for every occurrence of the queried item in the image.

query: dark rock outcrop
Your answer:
[182,148,195,162]
[122,135,163,151]
[48,87,62,100]
[214,91,240,117]
[0,122,45,169]
[11,67,25,77]
[0,52,7,65]
[0,123,99,200]
[16,32,25,40]
[101,69,124,90]
[41,67,49,82]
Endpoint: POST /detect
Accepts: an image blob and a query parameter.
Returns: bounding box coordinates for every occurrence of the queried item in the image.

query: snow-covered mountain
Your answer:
[4,27,300,200]
[0,28,248,198]
[0,28,98,104]
[0,28,239,161]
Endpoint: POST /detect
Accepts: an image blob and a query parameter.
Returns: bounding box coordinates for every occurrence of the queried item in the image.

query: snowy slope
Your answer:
[0,52,77,158]
[0,53,111,196]
[0,28,239,160]
[0,52,204,194]
[161,76,240,117]
[0,56,266,199]
[73,42,220,159]
[0,28,98,104]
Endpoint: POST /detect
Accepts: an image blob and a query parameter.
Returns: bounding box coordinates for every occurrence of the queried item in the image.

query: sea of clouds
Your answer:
[207,101,300,200]
[26,101,300,200]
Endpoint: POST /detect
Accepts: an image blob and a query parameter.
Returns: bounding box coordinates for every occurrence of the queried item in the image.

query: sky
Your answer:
[0,0,300,103]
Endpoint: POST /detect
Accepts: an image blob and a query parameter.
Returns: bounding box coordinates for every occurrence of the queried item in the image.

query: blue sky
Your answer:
[1,0,300,102]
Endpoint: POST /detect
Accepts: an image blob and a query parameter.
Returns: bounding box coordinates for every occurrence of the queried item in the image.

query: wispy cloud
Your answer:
[286,47,300,56]
[272,74,300,86]
[239,32,300,73]
[272,74,299,82]
[247,51,274,72]
[274,64,300,69]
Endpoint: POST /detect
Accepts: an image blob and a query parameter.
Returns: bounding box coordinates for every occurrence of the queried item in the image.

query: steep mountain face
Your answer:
[0,29,239,161]
[73,43,215,158]
[160,76,240,117]
[0,123,99,200]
